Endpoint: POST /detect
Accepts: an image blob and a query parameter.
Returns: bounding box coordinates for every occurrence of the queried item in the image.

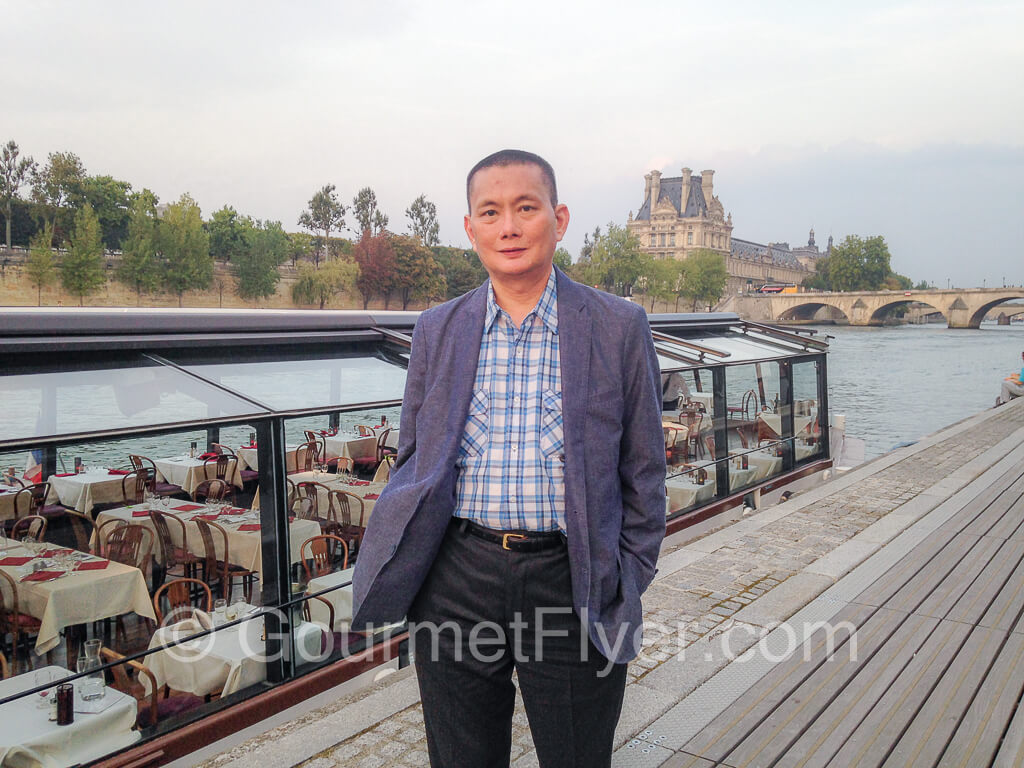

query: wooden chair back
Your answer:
[193,518,229,596]
[704,435,717,460]
[300,535,349,581]
[327,489,365,528]
[204,455,232,481]
[64,510,97,554]
[105,523,153,570]
[0,569,33,661]
[211,443,236,456]
[148,510,189,570]
[100,646,159,729]
[14,483,51,518]
[294,442,316,473]
[153,578,213,625]
[355,424,374,436]
[291,496,315,521]
[296,481,331,516]
[123,470,152,505]
[95,518,127,556]
[375,428,395,463]
[192,479,232,504]
[10,515,46,542]
[303,594,335,634]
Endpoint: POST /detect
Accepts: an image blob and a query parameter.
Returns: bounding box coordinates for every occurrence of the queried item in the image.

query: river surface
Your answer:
[814,321,1024,458]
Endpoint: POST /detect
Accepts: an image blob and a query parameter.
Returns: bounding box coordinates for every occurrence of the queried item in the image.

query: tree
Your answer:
[578,225,602,263]
[406,194,440,247]
[352,187,388,235]
[578,223,649,296]
[352,231,397,308]
[390,233,446,309]
[0,140,36,250]
[24,224,56,305]
[236,219,289,301]
[680,249,728,311]
[81,175,132,250]
[432,246,487,299]
[31,151,86,244]
[208,205,248,263]
[553,247,573,272]
[291,258,359,309]
[116,190,162,303]
[159,193,212,306]
[60,202,105,305]
[287,231,313,266]
[814,235,896,292]
[298,184,346,266]
[638,258,682,311]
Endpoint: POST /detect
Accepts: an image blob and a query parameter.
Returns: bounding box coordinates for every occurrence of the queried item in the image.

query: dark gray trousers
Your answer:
[408,520,627,768]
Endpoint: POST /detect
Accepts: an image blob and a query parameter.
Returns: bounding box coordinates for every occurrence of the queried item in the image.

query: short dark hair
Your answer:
[466,149,558,211]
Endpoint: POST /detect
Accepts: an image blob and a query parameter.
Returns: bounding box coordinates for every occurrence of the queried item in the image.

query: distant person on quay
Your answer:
[996,350,1024,405]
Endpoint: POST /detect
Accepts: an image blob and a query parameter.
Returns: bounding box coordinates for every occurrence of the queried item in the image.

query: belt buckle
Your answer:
[502,533,527,550]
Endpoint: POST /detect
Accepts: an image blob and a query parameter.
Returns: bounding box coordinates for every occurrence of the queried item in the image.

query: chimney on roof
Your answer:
[680,168,691,214]
[650,170,662,213]
[701,169,714,206]
[643,173,652,210]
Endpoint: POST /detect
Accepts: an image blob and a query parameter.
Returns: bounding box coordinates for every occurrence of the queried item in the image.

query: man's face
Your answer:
[464,163,569,285]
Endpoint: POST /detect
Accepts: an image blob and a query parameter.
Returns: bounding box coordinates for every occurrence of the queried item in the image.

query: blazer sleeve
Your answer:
[616,305,667,596]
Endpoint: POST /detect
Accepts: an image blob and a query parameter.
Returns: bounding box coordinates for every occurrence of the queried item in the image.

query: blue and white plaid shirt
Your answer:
[454,269,565,532]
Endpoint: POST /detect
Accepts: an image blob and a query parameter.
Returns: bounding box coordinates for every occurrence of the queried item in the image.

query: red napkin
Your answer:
[0,556,32,566]
[364,493,380,500]
[39,549,69,558]
[288,516,295,523]
[108,469,130,475]
[194,514,220,522]
[172,504,203,512]
[76,559,109,571]
[22,570,62,582]
[222,507,247,515]
[54,472,76,477]
[350,480,370,486]
[239,524,261,532]
[132,510,151,518]
[198,452,218,461]
[242,444,256,449]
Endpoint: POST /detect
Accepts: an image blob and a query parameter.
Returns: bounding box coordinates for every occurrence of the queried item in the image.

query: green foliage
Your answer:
[914,280,931,290]
[1,140,36,250]
[352,232,397,308]
[287,232,313,266]
[60,202,106,305]
[159,193,212,306]
[405,194,440,247]
[431,246,487,299]
[116,191,162,302]
[814,235,896,292]
[575,223,649,296]
[291,258,359,309]
[389,233,445,309]
[553,247,573,271]
[637,258,684,311]
[298,184,346,266]
[25,223,56,305]
[680,249,728,310]
[81,175,132,250]
[31,151,86,244]
[352,187,388,235]
[236,220,289,301]
[208,206,249,262]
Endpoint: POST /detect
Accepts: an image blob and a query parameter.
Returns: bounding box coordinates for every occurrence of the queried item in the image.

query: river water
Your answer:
[815,321,1024,459]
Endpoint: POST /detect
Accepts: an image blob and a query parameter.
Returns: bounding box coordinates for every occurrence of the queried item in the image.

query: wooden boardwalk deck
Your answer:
[666,460,1024,768]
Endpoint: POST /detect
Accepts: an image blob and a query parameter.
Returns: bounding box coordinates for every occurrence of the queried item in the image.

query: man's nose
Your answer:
[498,210,521,238]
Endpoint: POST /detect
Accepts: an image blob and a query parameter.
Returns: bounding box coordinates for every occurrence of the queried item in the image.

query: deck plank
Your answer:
[948,536,1024,630]
[957,471,1024,539]
[912,533,1004,619]
[938,465,1024,536]
[940,631,1024,768]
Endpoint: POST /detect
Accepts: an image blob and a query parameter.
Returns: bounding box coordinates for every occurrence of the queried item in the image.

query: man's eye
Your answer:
[481,209,497,217]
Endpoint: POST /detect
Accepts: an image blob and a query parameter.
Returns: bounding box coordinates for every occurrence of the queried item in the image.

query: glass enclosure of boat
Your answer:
[0,308,828,766]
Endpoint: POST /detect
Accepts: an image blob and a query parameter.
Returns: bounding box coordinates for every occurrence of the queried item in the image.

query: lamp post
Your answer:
[947,278,950,290]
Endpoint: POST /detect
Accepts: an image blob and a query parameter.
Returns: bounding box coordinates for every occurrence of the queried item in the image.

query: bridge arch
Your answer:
[867,299,947,326]
[777,301,849,324]
[969,296,1024,329]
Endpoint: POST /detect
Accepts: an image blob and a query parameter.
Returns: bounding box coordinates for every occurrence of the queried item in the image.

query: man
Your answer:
[352,150,666,767]
[997,350,1024,405]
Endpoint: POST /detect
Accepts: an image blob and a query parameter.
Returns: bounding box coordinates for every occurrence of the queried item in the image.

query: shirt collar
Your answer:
[484,268,559,334]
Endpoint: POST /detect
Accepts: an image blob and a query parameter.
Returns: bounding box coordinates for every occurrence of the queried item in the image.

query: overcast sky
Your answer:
[5,0,1022,287]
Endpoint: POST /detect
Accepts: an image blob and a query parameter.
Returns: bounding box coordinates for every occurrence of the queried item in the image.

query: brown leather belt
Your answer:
[454,518,565,552]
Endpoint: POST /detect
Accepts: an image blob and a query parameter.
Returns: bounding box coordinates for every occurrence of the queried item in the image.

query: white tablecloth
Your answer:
[755,413,814,440]
[94,504,320,582]
[0,665,139,768]
[665,473,716,511]
[47,472,125,515]
[287,474,386,525]
[0,543,155,655]
[144,614,322,698]
[0,488,22,523]
[236,445,298,474]
[305,567,354,631]
[746,451,783,482]
[153,456,242,495]
[323,430,399,462]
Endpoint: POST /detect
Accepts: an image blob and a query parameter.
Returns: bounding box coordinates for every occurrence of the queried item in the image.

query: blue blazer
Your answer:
[352,268,667,663]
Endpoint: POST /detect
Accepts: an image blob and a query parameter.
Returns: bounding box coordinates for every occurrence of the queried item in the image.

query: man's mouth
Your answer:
[500,248,526,256]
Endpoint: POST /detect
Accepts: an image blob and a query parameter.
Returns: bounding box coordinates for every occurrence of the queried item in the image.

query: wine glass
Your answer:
[34,668,58,709]
[227,596,245,621]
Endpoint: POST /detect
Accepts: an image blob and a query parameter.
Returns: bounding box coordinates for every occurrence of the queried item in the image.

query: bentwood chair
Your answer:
[105,523,153,572]
[13,482,67,521]
[10,515,46,542]
[152,578,213,625]
[292,442,317,474]
[213,443,259,484]
[149,510,201,585]
[192,479,234,505]
[64,510,98,554]
[193,518,256,602]
[100,646,203,729]
[299,535,349,582]
[203,455,233,484]
[128,455,184,498]
[351,428,395,476]
[327,489,366,556]
[0,569,43,671]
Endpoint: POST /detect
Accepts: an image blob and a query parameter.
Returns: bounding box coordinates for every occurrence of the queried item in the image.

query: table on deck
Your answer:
[663,459,1024,767]
[47,471,125,515]
[153,455,243,495]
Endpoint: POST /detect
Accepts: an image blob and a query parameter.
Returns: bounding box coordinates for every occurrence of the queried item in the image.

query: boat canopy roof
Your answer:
[0,308,826,447]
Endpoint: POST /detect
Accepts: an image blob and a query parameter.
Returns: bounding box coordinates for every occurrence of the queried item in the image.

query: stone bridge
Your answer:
[726,288,1024,328]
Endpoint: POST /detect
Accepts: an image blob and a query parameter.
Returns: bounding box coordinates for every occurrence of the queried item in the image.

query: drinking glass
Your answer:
[34,668,58,709]
[213,599,227,626]
[227,596,245,621]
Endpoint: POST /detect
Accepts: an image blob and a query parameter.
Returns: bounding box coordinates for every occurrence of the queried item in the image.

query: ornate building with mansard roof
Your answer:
[627,167,824,294]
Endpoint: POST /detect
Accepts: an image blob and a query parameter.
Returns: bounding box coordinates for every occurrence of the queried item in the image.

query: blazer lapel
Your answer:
[556,269,591,520]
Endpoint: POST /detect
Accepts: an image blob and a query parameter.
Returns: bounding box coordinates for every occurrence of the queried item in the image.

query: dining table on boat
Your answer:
[153,455,243,496]
[756,412,816,440]
[305,566,354,631]
[236,444,299,474]
[46,469,129,515]
[0,537,155,655]
[92,502,321,583]
[321,428,400,463]
[0,664,140,768]
[284,473,387,524]
[0,486,22,522]
[142,609,323,698]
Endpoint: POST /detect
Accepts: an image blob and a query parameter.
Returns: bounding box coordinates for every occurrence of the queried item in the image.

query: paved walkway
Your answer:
[198,398,1024,768]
